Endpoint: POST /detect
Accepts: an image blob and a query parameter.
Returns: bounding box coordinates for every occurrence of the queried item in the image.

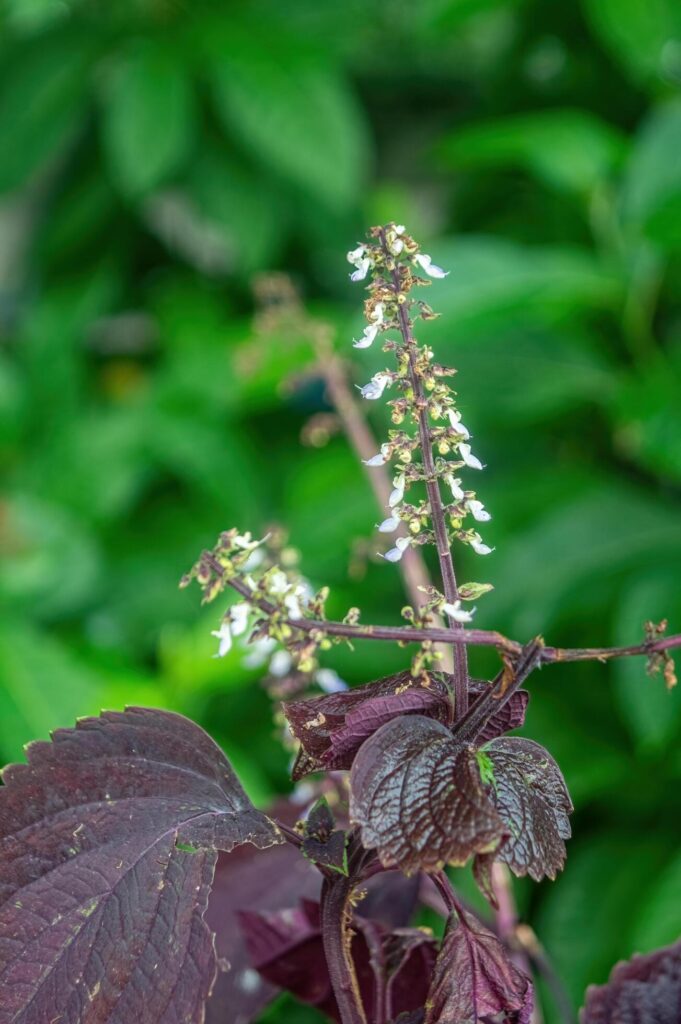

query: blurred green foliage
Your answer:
[0,0,680,1020]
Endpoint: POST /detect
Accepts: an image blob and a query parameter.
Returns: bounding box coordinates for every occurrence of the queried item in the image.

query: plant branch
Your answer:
[320,846,368,1024]
[380,228,469,715]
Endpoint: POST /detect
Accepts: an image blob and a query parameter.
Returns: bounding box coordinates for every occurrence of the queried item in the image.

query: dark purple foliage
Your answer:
[581,941,681,1024]
[239,897,436,1023]
[350,715,506,873]
[205,800,321,1024]
[424,906,533,1024]
[485,737,573,881]
[0,707,281,1024]
[285,673,529,781]
[301,799,348,874]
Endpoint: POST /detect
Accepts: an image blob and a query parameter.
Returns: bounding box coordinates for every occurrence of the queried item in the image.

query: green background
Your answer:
[1,0,680,1020]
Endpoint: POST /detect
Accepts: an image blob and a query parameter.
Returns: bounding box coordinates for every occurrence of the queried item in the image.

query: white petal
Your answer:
[467,499,491,522]
[268,570,289,594]
[269,650,292,677]
[353,324,378,349]
[316,668,347,693]
[445,474,465,501]
[448,408,470,440]
[459,443,483,470]
[378,515,400,533]
[364,451,386,467]
[284,593,303,619]
[414,252,449,278]
[211,623,233,657]
[243,637,276,668]
[370,302,384,323]
[389,474,405,507]
[347,245,365,264]
[358,373,389,400]
[350,258,371,282]
[229,602,251,636]
[396,536,411,552]
[442,601,476,624]
[470,538,494,556]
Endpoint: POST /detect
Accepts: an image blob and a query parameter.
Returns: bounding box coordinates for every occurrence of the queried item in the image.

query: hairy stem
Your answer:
[379,230,468,713]
[320,874,367,1024]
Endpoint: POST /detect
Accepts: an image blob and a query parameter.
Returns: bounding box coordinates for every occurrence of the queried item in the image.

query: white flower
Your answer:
[467,499,491,522]
[445,474,465,501]
[358,373,390,400]
[470,536,494,556]
[448,408,470,440]
[386,225,405,255]
[347,244,373,282]
[269,649,293,677]
[229,602,251,636]
[370,302,385,323]
[381,536,411,562]
[350,259,371,282]
[389,473,406,507]
[414,252,448,278]
[459,443,483,470]
[268,569,289,595]
[442,600,476,624]
[211,622,233,658]
[347,245,366,264]
[378,514,400,533]
[363,444,391,467]
[242,547,265,571]
[353,324,379,349]
[243,637,276,668]
[316,668,348,693]
[284,587,306,619]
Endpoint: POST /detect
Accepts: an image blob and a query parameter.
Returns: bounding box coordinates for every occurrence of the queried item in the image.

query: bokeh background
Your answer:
[1,0,680,1020]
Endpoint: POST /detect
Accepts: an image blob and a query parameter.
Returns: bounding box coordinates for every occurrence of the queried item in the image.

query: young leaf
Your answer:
[424,906,533,1024]
[485,736,573,882]
[581,940,681,1024]
[285,671,454,780]
[0,707,281,1024]
[350,716,505,874]
[302,799,348,875]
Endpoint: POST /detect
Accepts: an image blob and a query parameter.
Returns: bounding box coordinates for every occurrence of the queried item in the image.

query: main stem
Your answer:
[382,235,469,716]
[320,873,367,1024]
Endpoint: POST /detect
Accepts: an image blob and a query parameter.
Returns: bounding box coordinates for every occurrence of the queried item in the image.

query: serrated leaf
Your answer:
[102,44,195,197]
[302,799,348,875]
[485,736,573,882]
[210,32,368,209]
[350,715,505,874]
[0,707,281,1024]
[424,906,533,1023]
[581,940,681,1024]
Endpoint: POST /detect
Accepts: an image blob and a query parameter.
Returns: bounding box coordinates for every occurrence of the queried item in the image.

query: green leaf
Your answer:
[0,28,91,193]
[633,851,681,952]
[581,0,681,86]
[0,621,105,763]
[621,101,681,250]
[101,43,195,197]
[210,31,369,209]
[608,352,681,482]
[612,570,681,752]
[439,109,626,194]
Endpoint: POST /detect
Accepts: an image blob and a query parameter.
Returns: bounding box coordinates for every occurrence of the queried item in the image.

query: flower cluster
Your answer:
[347,224,494,614]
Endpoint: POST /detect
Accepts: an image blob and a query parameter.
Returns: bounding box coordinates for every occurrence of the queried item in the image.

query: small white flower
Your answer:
[347,245,366,264]
[269,650,293,677]
[211,622,233,658]
[445,474,465,501]
[353,324,379,349]
[378,515,400,533]
[414,252,448,278]
[316,668,347,693]
[350,259,371,282]
[442,600,476,624]
[459,443,483,470]
[470,536,494,556]
[358,373,390,400]
[229,602,251,637]
[370,302,385,324]
[233,532,254,549]
[467,499,491,522]
[268,569,289,595]
[284,587,305,619]
[389,473,406,507]
[394,224,406,234]
[381,536,411,562]
[243,637,276,668]
[363,444,391,467]
[448,408,470,440]
[386,225,405,255]
[242,547,265,571]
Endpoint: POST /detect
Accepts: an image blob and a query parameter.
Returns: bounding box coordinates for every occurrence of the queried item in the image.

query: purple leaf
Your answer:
[485,737,573,882]
[302,799,348,875]
[424,906,533,1024]
[467,682,529,744]
[384,928,438,1020]
[581,940,681,1024]
[350,716,506,874]
[285,671,454,780]
[0,707,281,1024]
[205,799,320,1024]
